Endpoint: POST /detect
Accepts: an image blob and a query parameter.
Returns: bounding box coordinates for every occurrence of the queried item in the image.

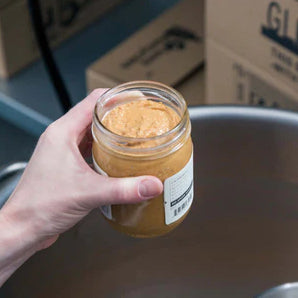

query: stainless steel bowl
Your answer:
[2,106,298,298]
[257,282,298,298]
[0,162,26,208]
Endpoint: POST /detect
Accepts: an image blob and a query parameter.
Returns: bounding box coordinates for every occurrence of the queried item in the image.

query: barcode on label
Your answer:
[164,151,193,225]
[173,195,192,217]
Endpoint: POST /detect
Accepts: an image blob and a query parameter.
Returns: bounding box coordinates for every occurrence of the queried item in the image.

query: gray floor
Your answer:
[0,0,180,135]
[0,118,36,166]
[0,0,180,164]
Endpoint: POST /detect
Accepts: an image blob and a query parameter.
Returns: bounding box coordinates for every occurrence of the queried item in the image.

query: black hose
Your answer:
[27,0,72,113]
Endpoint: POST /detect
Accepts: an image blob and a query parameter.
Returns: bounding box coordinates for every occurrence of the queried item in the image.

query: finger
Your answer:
[78,175,163,209]
[72,89,143,144]
[58,88,108,142]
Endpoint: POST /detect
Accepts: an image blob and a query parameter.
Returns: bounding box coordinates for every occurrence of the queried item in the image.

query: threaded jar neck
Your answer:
[92,81,191,159]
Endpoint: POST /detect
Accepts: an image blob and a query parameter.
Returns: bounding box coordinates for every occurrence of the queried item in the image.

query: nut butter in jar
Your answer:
[92,81,193,238]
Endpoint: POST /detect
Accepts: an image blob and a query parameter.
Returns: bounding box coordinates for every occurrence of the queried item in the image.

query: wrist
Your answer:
[0,192,54,253]
[0,198,39,247]
[0,189,60,286]
[0,203,39,286]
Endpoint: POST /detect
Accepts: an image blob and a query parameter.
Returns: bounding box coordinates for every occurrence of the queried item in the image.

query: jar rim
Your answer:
[92,80,189,155]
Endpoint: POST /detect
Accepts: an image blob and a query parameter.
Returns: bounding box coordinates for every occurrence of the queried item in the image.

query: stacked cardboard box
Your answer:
[0,0,123,78]
[206,0,298,110]
[86,0,205,106]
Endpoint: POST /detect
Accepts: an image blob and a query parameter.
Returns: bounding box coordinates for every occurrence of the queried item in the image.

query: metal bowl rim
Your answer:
[189,105,298,125]
[256,282,298,297]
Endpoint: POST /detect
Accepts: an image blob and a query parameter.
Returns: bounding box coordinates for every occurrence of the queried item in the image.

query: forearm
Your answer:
[0,202,39,287]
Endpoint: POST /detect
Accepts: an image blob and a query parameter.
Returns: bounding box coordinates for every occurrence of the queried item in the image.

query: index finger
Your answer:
[58,88,108,142]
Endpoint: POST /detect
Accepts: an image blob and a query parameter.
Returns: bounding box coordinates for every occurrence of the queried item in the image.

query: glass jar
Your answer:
[92,81,193,238]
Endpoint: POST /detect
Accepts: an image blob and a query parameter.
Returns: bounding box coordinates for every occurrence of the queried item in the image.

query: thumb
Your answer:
[80,175,163,209]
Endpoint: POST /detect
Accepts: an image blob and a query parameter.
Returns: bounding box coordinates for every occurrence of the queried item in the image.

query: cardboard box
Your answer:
[0,0,13,7]
[0,0,124,78]
[206,0,298,109]
[86,0,205,106]
[207,39,298,110]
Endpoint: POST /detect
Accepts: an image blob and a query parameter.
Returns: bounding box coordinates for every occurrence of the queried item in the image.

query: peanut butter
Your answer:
[92,82,193,238]
[102,100,180,139]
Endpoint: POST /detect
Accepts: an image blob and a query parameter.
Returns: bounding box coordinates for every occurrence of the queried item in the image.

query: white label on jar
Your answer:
[164,152,193,225]
[92,154,112,220]
[99,204,112,220]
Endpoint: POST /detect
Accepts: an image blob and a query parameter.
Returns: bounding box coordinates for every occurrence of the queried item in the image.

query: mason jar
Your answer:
[92,81,193,238]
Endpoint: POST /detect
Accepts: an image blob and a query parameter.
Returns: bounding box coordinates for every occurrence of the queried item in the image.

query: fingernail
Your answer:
[139,179,162,199]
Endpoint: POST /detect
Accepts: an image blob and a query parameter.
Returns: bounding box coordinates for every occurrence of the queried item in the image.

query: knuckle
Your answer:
[39,122,61,144]
[111,179,139,203]
[45,122,58,134]
[89,88,108,99]
[92,88,105,94]
[110,181,125,200]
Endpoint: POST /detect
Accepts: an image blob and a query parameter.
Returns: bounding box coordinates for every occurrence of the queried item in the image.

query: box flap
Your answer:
[88,0,204,86]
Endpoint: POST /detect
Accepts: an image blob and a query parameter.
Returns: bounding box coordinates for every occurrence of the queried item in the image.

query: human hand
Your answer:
[0,89,163,285]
